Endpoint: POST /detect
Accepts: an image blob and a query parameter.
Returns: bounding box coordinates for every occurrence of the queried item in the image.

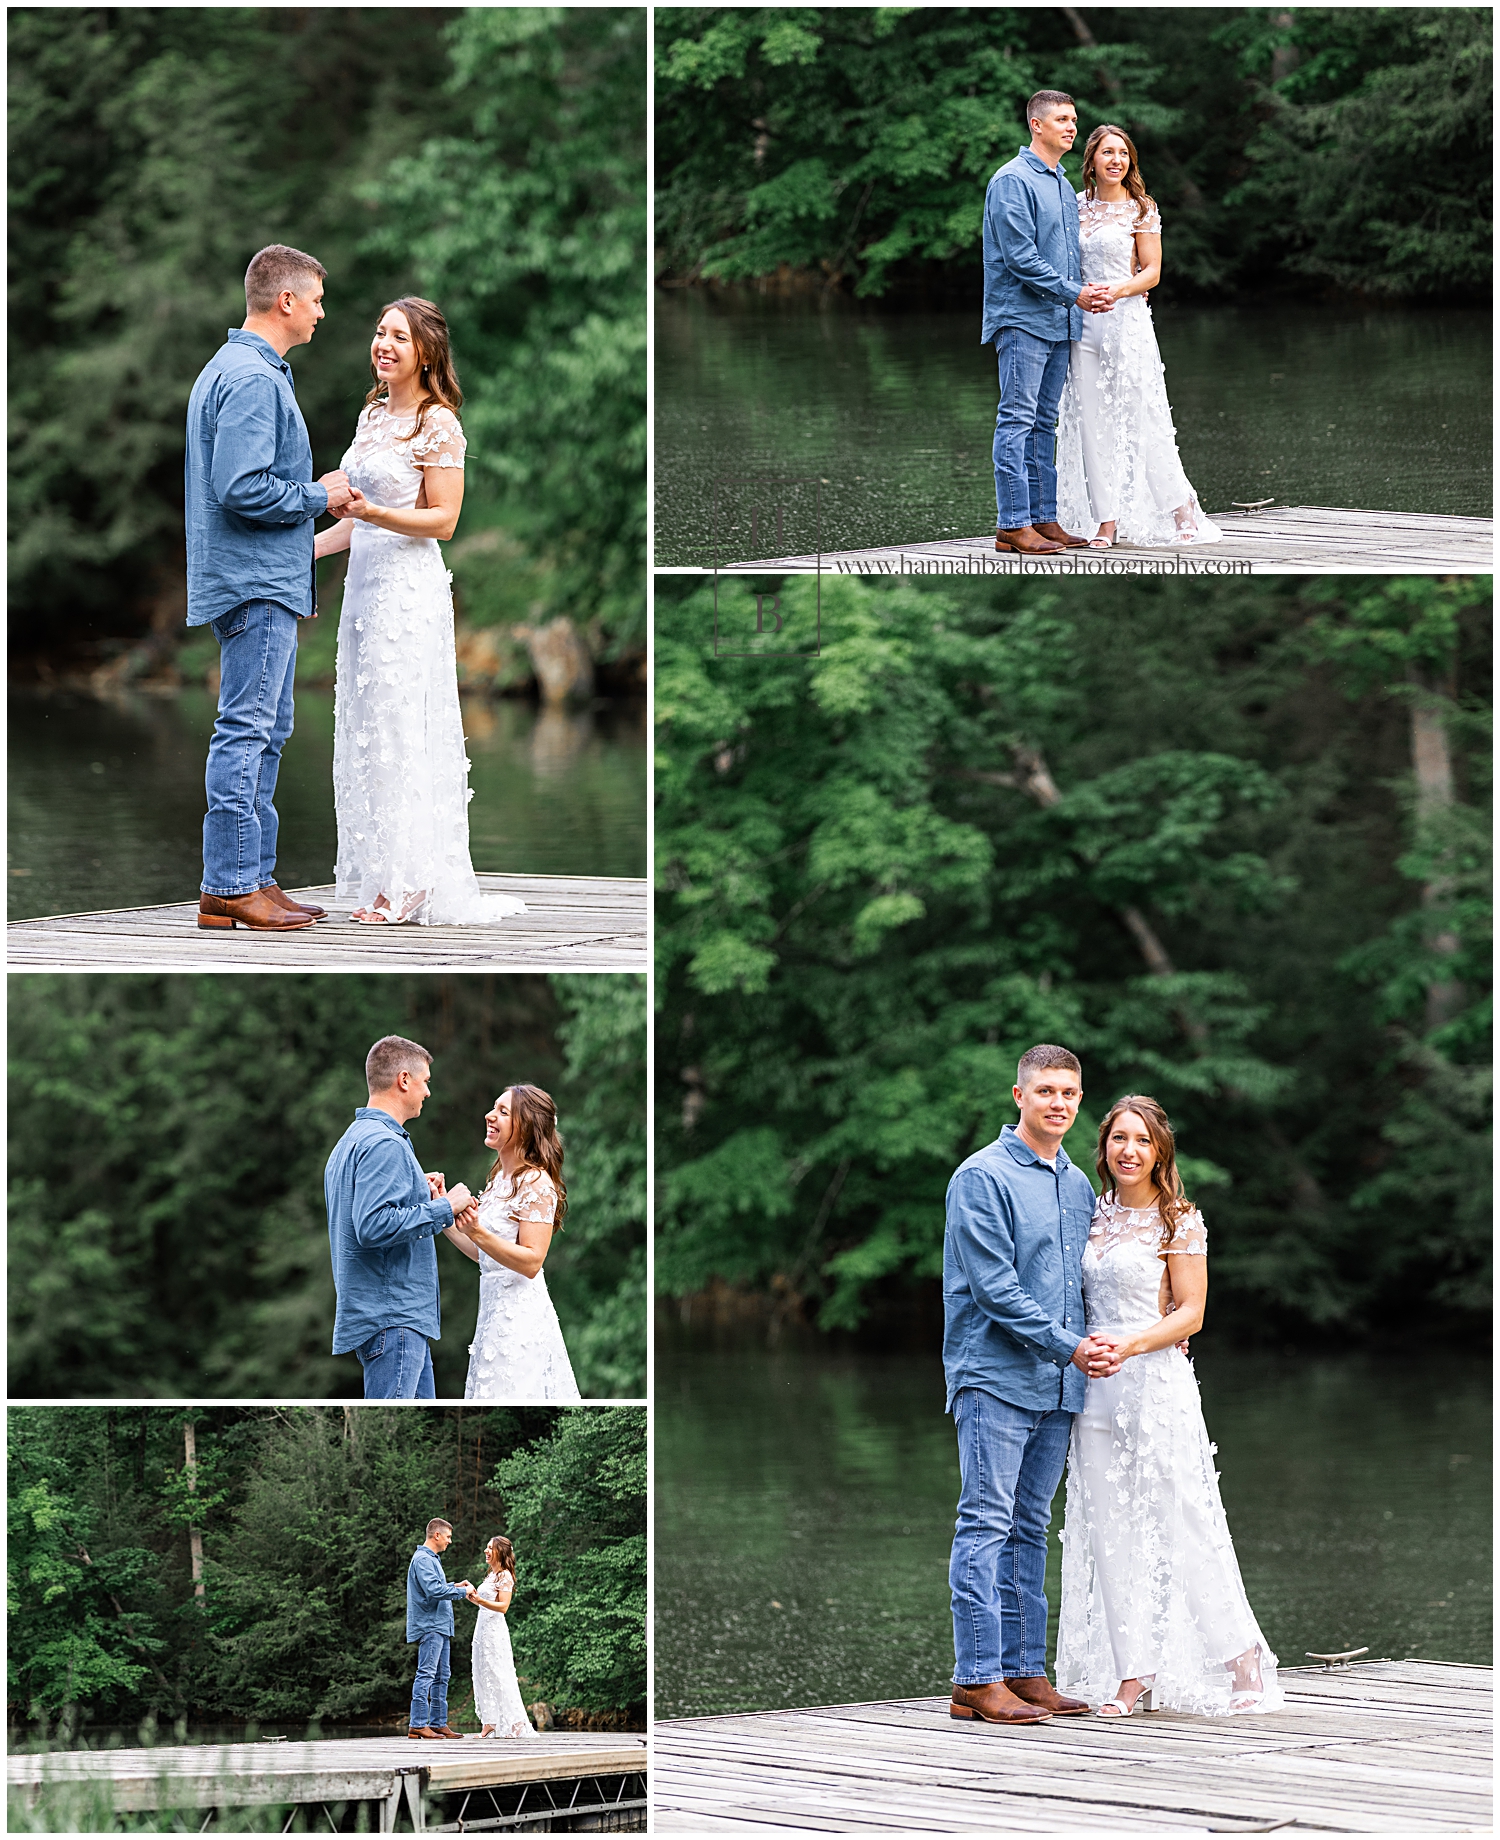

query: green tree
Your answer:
[654,572,1491,1338]
[8,7,646,659]
[655,6,1491,299]
[9,1406,639,1732]
[491,1407,646,1715]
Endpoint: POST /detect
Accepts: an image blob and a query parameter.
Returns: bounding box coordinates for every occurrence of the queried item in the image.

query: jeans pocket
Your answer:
[360,1330,387,1363]
[213,604,253,643]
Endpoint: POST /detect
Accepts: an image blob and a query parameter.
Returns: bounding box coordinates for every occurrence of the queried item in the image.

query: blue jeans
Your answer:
[356,1327,435,1399]
[950,1386,1073,1685]
[201,598,300,898]
[410,1633,451,1730]
[992,329,1071,530]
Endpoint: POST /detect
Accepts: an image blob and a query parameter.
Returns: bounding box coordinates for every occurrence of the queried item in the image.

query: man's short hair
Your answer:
[1027,89,1076,126]
[366,1035,433,1093]
[1016,1043,1082,1087]
[425,1518,453,1539]
[245,243,327,314]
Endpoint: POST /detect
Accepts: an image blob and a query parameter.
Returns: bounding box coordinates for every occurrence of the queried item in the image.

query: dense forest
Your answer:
[654,573,1490,1343]
[656,6,1492,300]
[9,974,646,1398]
[9,7,645,667]
[8,1406,647,1733]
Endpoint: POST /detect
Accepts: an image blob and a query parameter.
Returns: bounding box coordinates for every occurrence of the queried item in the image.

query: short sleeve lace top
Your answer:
[1077,194,1162,239]
[1089,1194,1207,1257]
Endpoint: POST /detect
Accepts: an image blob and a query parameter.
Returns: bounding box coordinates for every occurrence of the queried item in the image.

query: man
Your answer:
[187,242,353,932]
[325,1035,473,1399]
[944,1043,1120,1726]
[981,92,1114,556]
[407,1518,474,1740]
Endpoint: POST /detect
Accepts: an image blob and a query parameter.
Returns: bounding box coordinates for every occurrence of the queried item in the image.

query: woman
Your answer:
[1056,127,1221,549]
[1055,1095,1282,1718]
[314,297,525,925]
[443,1085,581,1401]
[468,1536,533,1739]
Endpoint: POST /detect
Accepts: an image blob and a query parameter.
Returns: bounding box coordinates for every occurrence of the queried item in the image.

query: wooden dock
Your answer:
[719,505,1493,576]
[8,1730,647,1832]
[6,873,647,971]
[652,1660,1491,1832]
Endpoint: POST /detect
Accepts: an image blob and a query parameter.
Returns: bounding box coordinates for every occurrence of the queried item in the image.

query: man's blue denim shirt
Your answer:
[942,1123,1096,1414]
[981,146,1083,347]
[325,1108,455,1356]
[184,329,328,627]
[407,1543,470,1642]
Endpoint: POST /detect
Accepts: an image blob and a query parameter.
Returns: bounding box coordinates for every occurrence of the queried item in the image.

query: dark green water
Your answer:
[654,290,1492,565]
[655,1336,1491,1719]
[7,688,646,920]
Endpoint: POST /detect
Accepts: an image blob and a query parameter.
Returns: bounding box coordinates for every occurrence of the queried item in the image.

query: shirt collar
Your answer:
[1018,145,1065,179]
[356,1105,412,1142]
[999,1122,1071,1172]
[226,328,292,378]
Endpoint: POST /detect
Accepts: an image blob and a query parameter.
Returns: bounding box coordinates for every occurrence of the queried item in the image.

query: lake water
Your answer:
[654,1333,1491,1719]
[7,689,647,920]
[654,290,1492,565]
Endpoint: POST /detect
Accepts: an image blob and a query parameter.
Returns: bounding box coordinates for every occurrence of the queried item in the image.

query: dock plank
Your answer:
[8,1731,647,1814]
[6,872,647,971]
[651,1661,1492,1832]
[711,505,1493,577]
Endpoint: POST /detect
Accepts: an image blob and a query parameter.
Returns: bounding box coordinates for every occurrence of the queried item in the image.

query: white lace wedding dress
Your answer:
[1056,1198,1283,1716]
[471,1570,533,1737]
[332,401,525,925]
[1056,196,1222,547]
[464,1168,581,1401]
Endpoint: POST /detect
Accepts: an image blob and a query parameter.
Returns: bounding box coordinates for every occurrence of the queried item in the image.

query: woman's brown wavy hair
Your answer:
[1095,1094,1190,1229]
[486,1084,568,1228]
[364,296,463,444]
[485,1535,517,1579]
[1080,124,1155,229]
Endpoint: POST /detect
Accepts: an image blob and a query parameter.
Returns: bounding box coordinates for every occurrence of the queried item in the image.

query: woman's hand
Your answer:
[341,487,374,521]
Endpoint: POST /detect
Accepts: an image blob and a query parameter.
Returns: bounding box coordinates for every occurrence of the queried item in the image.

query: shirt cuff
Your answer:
[1049,1326,1083,1368]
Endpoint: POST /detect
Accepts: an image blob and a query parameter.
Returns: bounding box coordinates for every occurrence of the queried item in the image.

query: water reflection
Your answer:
[7,688,646,920]
[655,290,1492,564]
[655,1335,1491,1719]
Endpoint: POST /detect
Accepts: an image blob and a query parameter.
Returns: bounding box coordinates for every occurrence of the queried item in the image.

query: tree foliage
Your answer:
[9,974,646,1399]
[654,573,1490,1340]
[8,7,645,654]
[8,1406,643,1730]
[492,1407,647,1714]
[655,6,1491,299]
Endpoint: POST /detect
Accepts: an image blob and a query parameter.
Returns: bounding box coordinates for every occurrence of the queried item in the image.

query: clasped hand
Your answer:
[1076,283,1115,314]
[426,1171,475,1220]
[1072,1333,1125,1378]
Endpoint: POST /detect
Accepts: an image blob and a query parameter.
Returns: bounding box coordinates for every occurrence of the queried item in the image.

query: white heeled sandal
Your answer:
[1097,1676,1155,1717]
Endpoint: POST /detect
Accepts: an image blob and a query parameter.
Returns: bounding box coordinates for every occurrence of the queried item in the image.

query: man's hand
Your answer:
[341,486,372,520]
[453,1201,480,1234]
[427,1171,447,1200]
[318,469,353,513]
[1076,283,1114,313]
[446,1182,473,1215]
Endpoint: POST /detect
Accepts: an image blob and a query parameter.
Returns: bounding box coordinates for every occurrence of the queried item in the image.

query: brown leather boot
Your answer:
[1004,1675,1090,1715]
[1033,521,1088,549]
[950,1681,1052,1725]
[198,890,314,931]
[261,883,327,921]
[437,1725,466,1739]
[995,526,1064,554]
[407,1726,445,1740]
